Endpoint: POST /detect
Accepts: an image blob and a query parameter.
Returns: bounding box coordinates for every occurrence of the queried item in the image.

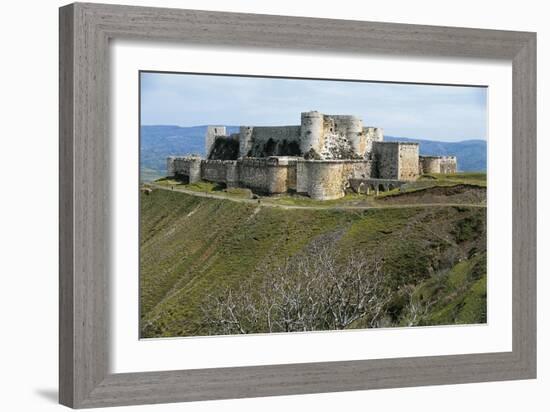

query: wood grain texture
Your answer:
[59,2,537,408]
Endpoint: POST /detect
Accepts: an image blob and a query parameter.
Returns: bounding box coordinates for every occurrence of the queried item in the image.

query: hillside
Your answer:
[140,125,486,181]
[140,189,487,338]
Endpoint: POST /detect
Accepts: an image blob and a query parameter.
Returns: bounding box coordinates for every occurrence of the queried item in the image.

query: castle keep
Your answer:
[167,111,458,200]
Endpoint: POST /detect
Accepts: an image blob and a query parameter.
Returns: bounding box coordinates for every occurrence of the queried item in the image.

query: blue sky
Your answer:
[140,72,487,142]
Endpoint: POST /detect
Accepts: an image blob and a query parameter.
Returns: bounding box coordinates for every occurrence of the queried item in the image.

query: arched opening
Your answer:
[388,183,396,190]
[378,184,385,192]
[368,184,376,195]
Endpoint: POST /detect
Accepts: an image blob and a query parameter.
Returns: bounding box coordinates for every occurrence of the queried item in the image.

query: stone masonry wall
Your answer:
[303,161,346,200]
[201,160,236,184]
[238,158,271,192]
[205,126,226,158]
[373,142,399,179]
[373,142,419,181]
[419,156,442,174]
[397,143,420,181]
[298,160,373,200]
[168,156,202,183]
[238,157,299,194]
[440,156,458,174]
[363,127,384,156]
[419,155,457,174]
[296,161,308,194]
[245,126,301,157]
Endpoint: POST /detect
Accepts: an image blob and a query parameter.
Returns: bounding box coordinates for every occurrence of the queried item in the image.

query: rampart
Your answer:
[167,156,202,183]
[201,160,238,187]
[239,157,298,194]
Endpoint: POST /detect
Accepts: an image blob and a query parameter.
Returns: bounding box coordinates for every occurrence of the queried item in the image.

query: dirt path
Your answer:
[149,183,486,211]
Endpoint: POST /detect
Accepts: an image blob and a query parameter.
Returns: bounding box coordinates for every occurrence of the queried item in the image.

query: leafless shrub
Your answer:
[200,245,390,335]
[401,285,436,327]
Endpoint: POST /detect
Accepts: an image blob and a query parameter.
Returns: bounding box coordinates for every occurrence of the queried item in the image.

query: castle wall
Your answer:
[298,160,373,200]
[373,142,399,179]
[419,155,457,174]
[440,156,458,174]
[398,143,420,181]
[246,126,301,157]
[238,157,299,194]
[374,142,419,181]
[364,127,384,156]
[167,156,176,176]
[201,160,237,185]
[168,156,202,183]
[343,160,373,180]
[296,161,308,193]
[238,126,254,158]
[303,161,345,200]
[205,126,226,158]
[419,156,442,174]
[238,158,271,192]
[300,111,325,155]
[330,115,365,156]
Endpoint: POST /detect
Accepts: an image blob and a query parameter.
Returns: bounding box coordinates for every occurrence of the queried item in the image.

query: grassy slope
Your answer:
[140,189,486,337]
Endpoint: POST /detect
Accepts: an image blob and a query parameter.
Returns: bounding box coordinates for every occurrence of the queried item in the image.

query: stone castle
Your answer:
[167,111,457,200]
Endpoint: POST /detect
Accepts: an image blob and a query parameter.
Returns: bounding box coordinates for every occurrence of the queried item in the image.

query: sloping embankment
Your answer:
[378,184,486,205]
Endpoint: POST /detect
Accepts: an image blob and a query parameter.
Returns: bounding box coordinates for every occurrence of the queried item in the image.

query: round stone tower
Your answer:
[304,161,345,200]
[419,156,441,174]
[300,111,324,155]
[341,115,364,157]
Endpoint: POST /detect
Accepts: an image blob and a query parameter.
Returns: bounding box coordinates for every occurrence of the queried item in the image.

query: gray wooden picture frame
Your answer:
[59,2,536,408]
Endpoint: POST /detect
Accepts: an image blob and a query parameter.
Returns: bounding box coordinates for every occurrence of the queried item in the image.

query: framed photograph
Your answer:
[59,2,536,408]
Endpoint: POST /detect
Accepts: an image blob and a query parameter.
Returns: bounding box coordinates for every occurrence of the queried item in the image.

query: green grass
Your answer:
[403,253,487,326]
[153,178,252,199]
[140,189,486,337]
[268,192,369,207]
[374,172,487,201]
[420,172,487,186]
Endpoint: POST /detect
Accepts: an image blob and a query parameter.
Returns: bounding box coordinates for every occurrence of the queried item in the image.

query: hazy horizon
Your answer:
[141,72,487,142]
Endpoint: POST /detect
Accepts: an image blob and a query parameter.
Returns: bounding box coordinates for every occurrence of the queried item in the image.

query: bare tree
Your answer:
[402,285,435,327]
[200,245,390,335]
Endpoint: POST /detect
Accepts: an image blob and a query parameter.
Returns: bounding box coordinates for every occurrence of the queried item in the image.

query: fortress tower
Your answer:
[299,111,325,155]
[238,126,254,158]
[330,115,365,157]
[205,126,227,158]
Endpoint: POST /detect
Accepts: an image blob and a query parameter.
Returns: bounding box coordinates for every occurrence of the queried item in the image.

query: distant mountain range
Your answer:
[140,125,486,181]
